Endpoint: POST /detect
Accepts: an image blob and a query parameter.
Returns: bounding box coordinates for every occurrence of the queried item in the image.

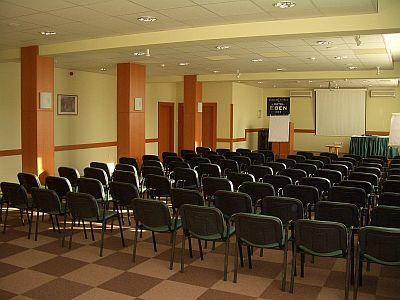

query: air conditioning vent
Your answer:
[290,90,312,98]
[370,89,396,98]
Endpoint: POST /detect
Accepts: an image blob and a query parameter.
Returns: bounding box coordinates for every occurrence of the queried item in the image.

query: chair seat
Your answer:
[82,210,117,222]
[11,198,35,210]
[142,219,182,233]
[299,245,344,257]
[192,225,235,241]
[46,203,69,215]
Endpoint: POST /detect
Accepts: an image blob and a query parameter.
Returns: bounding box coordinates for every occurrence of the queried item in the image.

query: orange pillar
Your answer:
[117,63,146,163]
[21,45,54,182]
[183,75,202,150]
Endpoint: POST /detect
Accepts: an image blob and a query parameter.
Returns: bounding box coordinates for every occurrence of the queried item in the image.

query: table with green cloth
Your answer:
[349,136,399,158]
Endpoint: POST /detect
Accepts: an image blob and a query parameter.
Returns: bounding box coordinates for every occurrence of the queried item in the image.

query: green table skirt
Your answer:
[349,136,399,158]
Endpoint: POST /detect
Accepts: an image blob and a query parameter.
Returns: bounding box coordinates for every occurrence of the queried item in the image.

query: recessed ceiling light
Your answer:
[273,1,296,9]
[307,57,316,60]
[133,51,146,56]
[273,84,277,88]
[334,56,347,60]
[213,70,220,73]
[215,45,230,50]
[308,80,313,83]
[100,67,106,71]
[348,66,358,70]
[276,68,284,71]
[317,40,332,45]
[258,81,263,84]
[160,64,165,67]
[40,31,56,36]
[251,58,263,62]
[178,62,189,66]
[137,16,157,22]
[368,84,372,87]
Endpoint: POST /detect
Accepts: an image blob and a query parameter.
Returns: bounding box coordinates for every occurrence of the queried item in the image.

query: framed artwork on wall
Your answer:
[58,94,78,115]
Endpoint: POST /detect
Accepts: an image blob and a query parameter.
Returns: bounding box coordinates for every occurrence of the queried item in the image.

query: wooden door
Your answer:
[158,102,174,157]
[178,103,184,153]
[202,103,217,150]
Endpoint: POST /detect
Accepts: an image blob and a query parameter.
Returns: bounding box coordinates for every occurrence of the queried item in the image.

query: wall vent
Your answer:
[370,89,396,98]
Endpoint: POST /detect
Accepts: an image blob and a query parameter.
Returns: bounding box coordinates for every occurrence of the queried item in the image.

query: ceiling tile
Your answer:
[16,12,76,26]
[0,2,39,17]
[159,6,218,20]
[130,0,194,10]
[203,0,262,16]
[85,0,149,16]
[4,0,76,11]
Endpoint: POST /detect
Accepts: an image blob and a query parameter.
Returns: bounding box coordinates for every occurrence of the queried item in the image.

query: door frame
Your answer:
[158,102,175,156]
[202,102,217,150]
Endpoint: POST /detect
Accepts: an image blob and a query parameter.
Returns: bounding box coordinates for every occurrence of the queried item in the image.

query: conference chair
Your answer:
[218,159,240,175]
[262,175,292,195]
[119,157,139,172]
[202,177,233,205]
[247,165,273,181]
[314,155,331,165]
[188,157,211,169]
[315,169,342,185]
[1,182,34,238]
[77,177,108,218]
[132,198,180,264]
[248,152,265,165]
[227,172,255,191]
[362,157,384,168]
[58,167,80,191]
[83,167,109,193]
[388,168,400,177]
[255,149,275,162]
[334,160,355,173]
[203,150,218,158]
[141,165,164,178]
[224,151,241,160]
[163,156,183,168]
[17,172,41,194]
[143,159,164,171]
[142,154,160,161]
[283,184,319,217]
[166,161,190,173]
[287,154,306,163]
[231,213,289,291]
[344,154,362,164]
[290,219,351,300]
[338,180,374,208]
[294,163,317,176]
[90,162,112,181]
[355,166,381,178]
[297,151,314,160]
[349,172,379,193]
[144,174,172,201]
[360,162,383,171]
[45,176,72,199]
[382,180,400,193]
[370,205,400,228]
[336,156,357,168]
[63,192,124,257]
[276,158,297,168]
[171,168,200,190]
[216,148,230,156]
[298,176,331,200]
[109,181,139,226]
[112,170,139,189]
[206,154,224,164]
[196,146,211,156]
[179,204,234,281]
[31,188,68,241]
[236,148,251,156]
[162,151,178,162]
[279,168,307,184]
[320,152,339,161]
[238,182,275,209]
[304,159,324,169]
[388,175,400,181]
[114,163,137,173]
[379,192,400,207]
[195,163,222,180]
[324,164,349,178]
[231,156,251,172]
[182,152,198,161]
[265,162,286,174]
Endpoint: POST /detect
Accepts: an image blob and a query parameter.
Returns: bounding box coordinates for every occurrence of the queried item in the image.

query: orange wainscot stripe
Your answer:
[145,138,159,143]
[54,141,117,151]
[0,149,22,157]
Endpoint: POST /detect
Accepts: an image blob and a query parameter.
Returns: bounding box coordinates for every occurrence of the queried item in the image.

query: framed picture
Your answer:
[57,94,78,115]
[134,97,143,111]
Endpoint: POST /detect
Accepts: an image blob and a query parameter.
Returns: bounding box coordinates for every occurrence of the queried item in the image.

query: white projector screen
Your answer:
[316,89,366,136]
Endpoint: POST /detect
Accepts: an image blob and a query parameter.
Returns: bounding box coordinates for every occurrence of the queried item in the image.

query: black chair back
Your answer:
[297,151,314,160]
[83,167,108,186]
[188,157,211,169]
[58,167,80,188]
[370,206,400,228]
[31,188,62,214]
[45,176,72,199]
[259,196,304,225]
[163,156,183,166]
[383,180,400,193]
[77,177,105,200]
[109,182,139,206]
[17,172,40,193]
[287,154,306,163]
[216,148,230,155]
[214,190,253,218]
[256,150,274,162]
[293,163,317,176]
[328,186,367,209]
[324,164,349,178]
[162,152,178,161]
[315,169,342,185]
[276,158,296,168]
[171,168,199,189]
[167,161,190,172]
[298,176,331,197]
[355,166,381,178]
[247,165,273,181]
[66,192,99,220]
[218,159,240,175]
[320,152,339,161]
[282,184,319,210]
[227,172,255,190]
[119,157,139,171]
[262,175,292,194]
[143,154,160,161]
[0,182,29,207]
[279,169,307,183]
[115,163,137,173]
[196,146,211,156]
[231,156,251,172]
[238,182,275,205]
[379,192,400,207]
[113,169,139,187]
[249,152,265,165]
[89,162,111,180]
[141,166,164,178]
[196,163,221,179]
[304,159,324,169]
[265,162,286,174]
[144,175,171,197]
[170,188,204,212]
[143,160,164,170]
[202,177,233,199]
[133,198,171,230]
[349,172,379,188]
[315,201,360,228]
[314,156,331,165]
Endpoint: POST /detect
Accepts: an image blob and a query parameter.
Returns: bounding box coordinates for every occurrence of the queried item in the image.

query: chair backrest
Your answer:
[172,168,199,189]
[338,180,373,196]
[203,150,218,158]
[119,157,139,171]
[297,151,314,160]
[315,169,342,185]
[17,172,41,193]
[379,192,400,207]
[232,213,284,248]
[218,159,239,175]
[58,167,80,187]
[369,155,387,163]
[170,188,204,211]
[324,164,349,178]
[264,162,286,174]
[181,149,196,159]
[164,156,183,166]
[231,156,252,172]
[238,182,275,205]
[143,160,164,170]
[259,196,304,225]
[207,154,224,164]
[113,170,139,187]
[320,152,339,161]
[293,163,317,176]
[196,163,221,179]
[247,165,273,181]
[388,168,400,177]
[315,201,360,228]
[333,160,354,173]
[188,157,211,169]
[83,167,108,186]
[183,153,200,161]
[196,146,211,156]
[382,180,400,193]
[115,163,137,173]
[328,186,367,208]
[66,192,100,220]
[227,172,255,190]
[360,162,383,171]
[314,156,331,165]
[133,198,172,230]
[358,226,400,265]
[141,166,164,178]
[295,219,348,256]
[109,181,139,206]
[89,162,111,180]
[202,177,233,198]
[282,184,319,209]
[370,206,400,228]
[279,168,307,183]
[388,175,400,181]
[298,176,331,195]
[144,175,171,197]
[45,176,72,199]
[255,149,275,162]
[167,161,190,172]
[349,172,378,187]
[214,190,253,217]
[276,158,296,168]
[344,154,362,163]
[31,187,62,214]
[304,159,324,169]
[0,182,29,207]
[162,151,178,161]
[336,156,357,168]
[236,148,251,156]
[180,204,226,239]
[216,148,230,155]
[77,177,105,200]
[362,157,384,167]
[355,166,381,178]
[287,154,306,163]
[249,152,265,165]
[262,175,292,193]
[142,154,160,161]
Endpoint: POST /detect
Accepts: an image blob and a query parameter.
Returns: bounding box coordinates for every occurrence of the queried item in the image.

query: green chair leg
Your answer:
[82,220,88,239]
[180,235,186,273]
[69,220,74,249]
[61,213,67,248]
[2,203,9,233]
[223,238,229,281]
[116,212,125,247]
[290,244,297,293]
[233,239,239,283]
[35,210,40,241]
[132,225,139,262]
[99,220,106,257]
[26,209,32,240]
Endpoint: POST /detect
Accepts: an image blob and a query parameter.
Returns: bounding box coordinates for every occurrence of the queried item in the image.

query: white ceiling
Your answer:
[52,33,393,76]
[0,0,378,50]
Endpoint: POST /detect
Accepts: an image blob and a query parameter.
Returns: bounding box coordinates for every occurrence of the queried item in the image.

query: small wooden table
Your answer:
[326,144,342,155]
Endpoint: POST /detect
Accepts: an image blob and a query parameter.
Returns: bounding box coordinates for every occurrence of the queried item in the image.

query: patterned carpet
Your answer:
[0,209,399,300]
